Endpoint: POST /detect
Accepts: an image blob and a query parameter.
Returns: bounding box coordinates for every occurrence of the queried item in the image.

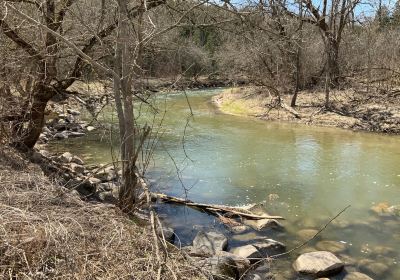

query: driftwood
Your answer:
[280,102,302,119]
[153,193,284,220]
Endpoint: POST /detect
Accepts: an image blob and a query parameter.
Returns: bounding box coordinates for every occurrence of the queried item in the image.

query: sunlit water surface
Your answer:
[49,89,400,279]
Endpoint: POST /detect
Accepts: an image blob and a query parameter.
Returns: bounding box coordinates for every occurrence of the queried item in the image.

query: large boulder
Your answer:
[293,251,344,277]
[192,231,228,255]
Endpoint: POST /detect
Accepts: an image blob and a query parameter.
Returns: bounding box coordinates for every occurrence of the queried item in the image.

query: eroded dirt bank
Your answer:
[213,87,400,134]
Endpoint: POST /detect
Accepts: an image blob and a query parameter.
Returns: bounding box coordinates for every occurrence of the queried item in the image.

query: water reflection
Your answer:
[48,89,400,279]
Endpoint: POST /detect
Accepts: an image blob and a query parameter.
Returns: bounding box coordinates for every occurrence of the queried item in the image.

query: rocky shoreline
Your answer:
[31,146,390,280]
[30,86,399,280]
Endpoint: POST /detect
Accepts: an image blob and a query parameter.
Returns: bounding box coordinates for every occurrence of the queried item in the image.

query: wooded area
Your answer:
[1,1,399,279]
[1,0,400,213]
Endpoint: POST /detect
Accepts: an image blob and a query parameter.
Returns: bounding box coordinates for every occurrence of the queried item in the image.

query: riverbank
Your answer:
[23,87,399,279]
[213,87,400,134]
[0,147,205,279]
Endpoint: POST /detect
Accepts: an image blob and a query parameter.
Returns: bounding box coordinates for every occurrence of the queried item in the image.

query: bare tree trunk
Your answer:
[291,0,303,108]
[324,35,340,108]
[327,38,340,88]
[325,68,331,108]
[114,0,139,214]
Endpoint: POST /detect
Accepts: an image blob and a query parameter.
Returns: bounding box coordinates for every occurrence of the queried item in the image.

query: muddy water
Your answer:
[49,89,400,279]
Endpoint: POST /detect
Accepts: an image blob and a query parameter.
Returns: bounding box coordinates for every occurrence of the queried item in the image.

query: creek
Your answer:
[49,88,400,279]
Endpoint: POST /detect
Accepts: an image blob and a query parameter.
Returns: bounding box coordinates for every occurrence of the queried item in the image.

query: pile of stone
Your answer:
[38,108,95,143]
[181,230,286,280]
[33,150,120,202]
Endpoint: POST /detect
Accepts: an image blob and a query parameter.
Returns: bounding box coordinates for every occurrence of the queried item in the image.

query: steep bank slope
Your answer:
[0,148,204,280]
[213,87,400,134]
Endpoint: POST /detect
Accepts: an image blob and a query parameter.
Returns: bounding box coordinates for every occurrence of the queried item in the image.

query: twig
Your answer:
[239,205,351,280]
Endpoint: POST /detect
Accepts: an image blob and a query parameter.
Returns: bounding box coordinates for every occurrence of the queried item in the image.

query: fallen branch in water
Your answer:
[153,193,285,220]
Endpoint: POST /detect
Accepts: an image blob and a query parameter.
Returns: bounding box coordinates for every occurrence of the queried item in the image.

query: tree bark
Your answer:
[115,0,139,214]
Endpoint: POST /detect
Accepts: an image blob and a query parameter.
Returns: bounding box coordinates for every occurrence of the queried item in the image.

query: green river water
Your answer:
[49,89,400,279]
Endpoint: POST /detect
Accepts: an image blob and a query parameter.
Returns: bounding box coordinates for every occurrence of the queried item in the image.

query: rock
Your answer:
[97,191,118,203]
[42,126,52,133]
[88,177,102,185]
[67,108,80,115]
[71,156,84,165]
[65,114,75,123]
[69,163,85,174]
[200,255,237,280]
[370,202,400,217]
[157,226,175,243]
[54,131,69,139]
[343,272,374,280]
[230,239,285,262]
[230,225,250,234]
[230,244,261,261]
[243,218,284,231]
[68,131,85,138]
[251,239,286,257]
[372,245,396,257]
[231,232,264,242]
[316,240,347,254]
[182,246,195,255]
[297,229,319,241]
[58,152,73,163]
[215,251,250,276]
[86,126,95,131]
[338,254,357,267]
[192,231,228,255]
[95,166,117,182]
[39,133,48,142]
[98,182,119,192]
[358,259,389,278]
[39,150,50,158]
[243,263,272,280]
[293,251,344,277]
[387,205,400,217]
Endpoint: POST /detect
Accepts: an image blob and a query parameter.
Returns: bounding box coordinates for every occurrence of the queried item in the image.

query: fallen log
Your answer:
[153,193,284,220]
[280,102,302,119]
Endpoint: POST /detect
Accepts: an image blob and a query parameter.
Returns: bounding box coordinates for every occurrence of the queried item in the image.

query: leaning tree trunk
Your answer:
[14,84,55,151]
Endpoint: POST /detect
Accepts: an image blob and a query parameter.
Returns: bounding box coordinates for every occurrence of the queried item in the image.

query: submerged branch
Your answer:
[153,193,285,220]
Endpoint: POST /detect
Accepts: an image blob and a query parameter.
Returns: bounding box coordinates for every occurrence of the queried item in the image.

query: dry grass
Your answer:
[0,148,205,280]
